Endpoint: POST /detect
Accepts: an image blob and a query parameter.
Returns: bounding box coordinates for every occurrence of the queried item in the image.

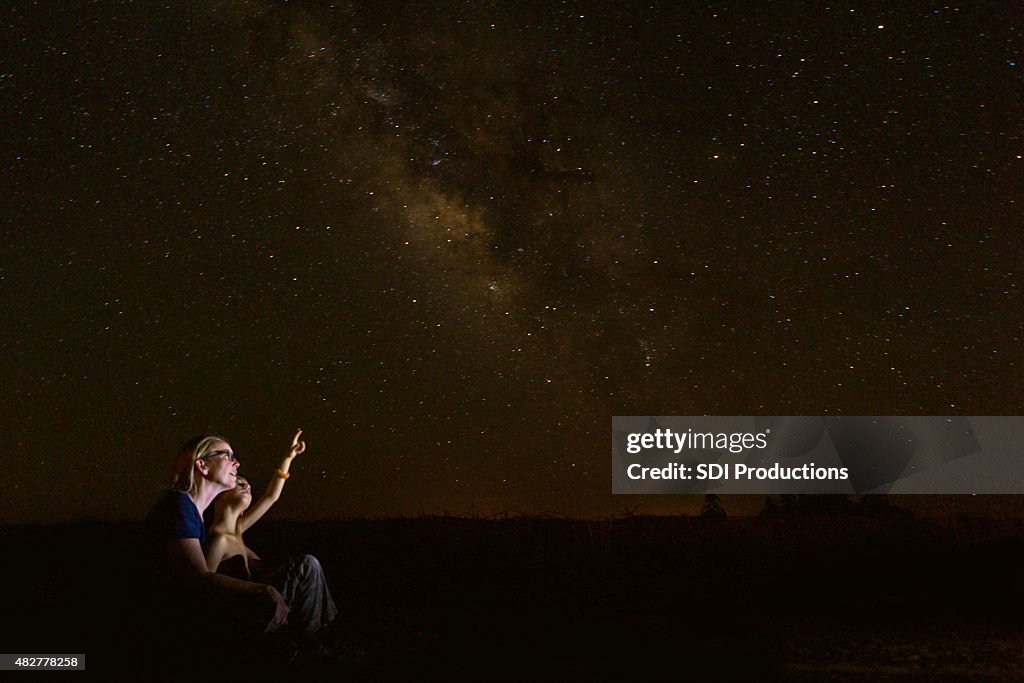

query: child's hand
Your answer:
[287,429,306,460]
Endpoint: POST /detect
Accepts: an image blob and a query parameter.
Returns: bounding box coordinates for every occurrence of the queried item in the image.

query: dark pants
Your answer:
[261,554,338,636]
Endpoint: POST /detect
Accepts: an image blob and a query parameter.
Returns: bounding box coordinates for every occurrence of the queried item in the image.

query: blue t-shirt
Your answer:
[147,490,206,547]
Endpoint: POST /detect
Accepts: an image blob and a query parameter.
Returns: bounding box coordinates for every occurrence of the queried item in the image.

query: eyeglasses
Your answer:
[201,449,240,464]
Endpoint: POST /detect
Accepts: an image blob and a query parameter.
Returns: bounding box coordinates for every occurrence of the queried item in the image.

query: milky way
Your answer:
[2,1,1021,521]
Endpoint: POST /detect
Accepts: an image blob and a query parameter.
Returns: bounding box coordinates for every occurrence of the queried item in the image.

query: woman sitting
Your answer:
[205,429,338,638]
[147,434,290,635]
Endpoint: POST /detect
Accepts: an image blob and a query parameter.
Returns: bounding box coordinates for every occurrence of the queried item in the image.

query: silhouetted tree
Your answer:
[701,494,727,520]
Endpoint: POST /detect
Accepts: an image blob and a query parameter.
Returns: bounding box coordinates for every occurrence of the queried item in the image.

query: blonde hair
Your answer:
[170,435,228,495]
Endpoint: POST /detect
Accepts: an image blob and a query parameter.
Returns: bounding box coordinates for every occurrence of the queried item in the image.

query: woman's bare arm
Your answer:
[166,537,289,631]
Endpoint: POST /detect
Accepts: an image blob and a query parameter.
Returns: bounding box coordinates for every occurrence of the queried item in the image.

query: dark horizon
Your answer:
[7,493,1024,526]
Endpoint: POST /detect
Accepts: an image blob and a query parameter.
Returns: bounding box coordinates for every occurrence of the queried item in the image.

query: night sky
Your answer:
[2,1,1021,523]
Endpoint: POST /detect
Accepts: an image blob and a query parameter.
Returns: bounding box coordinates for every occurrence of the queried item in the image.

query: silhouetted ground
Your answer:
[4,516,1024,680]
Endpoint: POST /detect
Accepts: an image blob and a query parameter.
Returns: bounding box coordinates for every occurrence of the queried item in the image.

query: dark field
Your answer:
[5,515,1024,680]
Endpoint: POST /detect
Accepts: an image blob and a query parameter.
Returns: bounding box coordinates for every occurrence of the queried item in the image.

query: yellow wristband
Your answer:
[275,469,290,480]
